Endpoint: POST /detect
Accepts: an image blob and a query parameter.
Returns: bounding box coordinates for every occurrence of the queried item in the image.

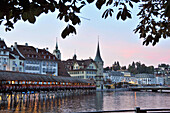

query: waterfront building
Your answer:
[0,39,10,71]
[118,70,131,77]
[13,42,58,75]
[0,39,25,72]
[135,74,156,85]
[165,74,170,85]
[63,55,97,79]
[108,71,124,83]
[104,70,137,84]
[155,74,165,85]
[9,46,25,72]
[62,40,104,90]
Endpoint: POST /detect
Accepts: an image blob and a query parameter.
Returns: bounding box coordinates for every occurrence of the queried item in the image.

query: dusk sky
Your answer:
[0,4,169,67]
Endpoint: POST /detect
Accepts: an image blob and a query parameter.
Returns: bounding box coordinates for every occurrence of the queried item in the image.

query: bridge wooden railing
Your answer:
[76,107,170,113]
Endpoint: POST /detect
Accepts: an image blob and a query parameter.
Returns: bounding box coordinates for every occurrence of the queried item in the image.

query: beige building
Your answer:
[68,58,97,79]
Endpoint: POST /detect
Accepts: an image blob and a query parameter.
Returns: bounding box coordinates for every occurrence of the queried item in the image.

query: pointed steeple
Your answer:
[94,39,103,62]
[55,37,59,50]
[53,37,61,60]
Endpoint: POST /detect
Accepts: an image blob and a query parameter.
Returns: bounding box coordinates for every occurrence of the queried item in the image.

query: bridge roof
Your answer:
[0,70,93,84]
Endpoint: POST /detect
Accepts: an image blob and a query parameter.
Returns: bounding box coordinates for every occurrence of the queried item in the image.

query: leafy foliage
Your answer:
[0,0,169,45]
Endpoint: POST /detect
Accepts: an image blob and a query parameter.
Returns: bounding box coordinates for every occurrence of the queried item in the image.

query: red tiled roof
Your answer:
[10,48,25,60]
[16,45,58,61]
[62,58,97,71]
[0,40,7,49]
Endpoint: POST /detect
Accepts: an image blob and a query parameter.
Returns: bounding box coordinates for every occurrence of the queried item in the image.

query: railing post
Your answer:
[136,107,140,113]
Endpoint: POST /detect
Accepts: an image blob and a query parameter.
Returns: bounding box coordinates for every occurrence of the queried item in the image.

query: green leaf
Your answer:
[106,0,113,6]
[22,12,28,21]
[102,10,107,18]
[61,26,68,38]
[96,0,106,10]
[33,7,43,16]
[129,1,133,8]
[27,12,36,23]
[64,15,69,22]
[49,3,55,12]
[131,0,140,3]
[61,24,77,38]
[116,11,121,20]
[127,12,132,19]
[86,0,95,3]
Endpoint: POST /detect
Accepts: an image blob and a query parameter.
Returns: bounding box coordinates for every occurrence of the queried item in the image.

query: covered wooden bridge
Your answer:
[0,70,96,93]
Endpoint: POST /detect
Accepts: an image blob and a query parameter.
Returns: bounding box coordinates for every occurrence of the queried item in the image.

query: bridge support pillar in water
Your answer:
[152,89,158,92]
[135,107,147,113]
[2,93,7,101]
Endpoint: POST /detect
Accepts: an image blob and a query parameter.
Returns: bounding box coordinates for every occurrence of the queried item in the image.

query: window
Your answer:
[19,67,22,71]
[12,67,15,71]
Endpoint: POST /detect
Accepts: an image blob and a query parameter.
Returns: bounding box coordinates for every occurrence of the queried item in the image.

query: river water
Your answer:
[0,91,170,113]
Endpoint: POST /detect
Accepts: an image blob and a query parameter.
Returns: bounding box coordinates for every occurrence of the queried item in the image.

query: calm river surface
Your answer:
[0,91,170,113]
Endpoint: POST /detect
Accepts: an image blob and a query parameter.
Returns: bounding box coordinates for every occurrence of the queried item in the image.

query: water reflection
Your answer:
[0,91,170,112]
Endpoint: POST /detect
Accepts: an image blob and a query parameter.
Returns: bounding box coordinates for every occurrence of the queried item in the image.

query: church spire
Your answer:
[55,37,58,50]
[94,39,103,62]
[53,37,61,60]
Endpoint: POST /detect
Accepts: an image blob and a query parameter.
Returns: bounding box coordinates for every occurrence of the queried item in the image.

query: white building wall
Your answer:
[0,51,9,71]
[9,58,24,72]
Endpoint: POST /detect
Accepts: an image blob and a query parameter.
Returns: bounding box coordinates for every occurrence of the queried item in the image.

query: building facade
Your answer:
[0,39,25,72]
[68,59,97,79]
[0,39,10,71]
[14,42,58,75]
[135,74,156,85]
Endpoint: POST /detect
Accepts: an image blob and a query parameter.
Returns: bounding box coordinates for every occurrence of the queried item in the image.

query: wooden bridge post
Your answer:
[135,107,147,113]
[136,107,140,113]
[19,92,23,99]
[14,92,17,101]
[2,93,7,101]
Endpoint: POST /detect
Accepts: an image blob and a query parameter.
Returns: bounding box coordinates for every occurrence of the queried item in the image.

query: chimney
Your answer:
[36,48,38,53]
[46,47,48,51]
[11,45,14,51]
[25,43,28,46]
